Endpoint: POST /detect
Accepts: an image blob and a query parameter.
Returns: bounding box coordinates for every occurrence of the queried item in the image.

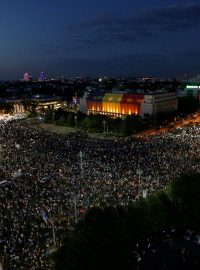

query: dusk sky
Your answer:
[1,0,200,80]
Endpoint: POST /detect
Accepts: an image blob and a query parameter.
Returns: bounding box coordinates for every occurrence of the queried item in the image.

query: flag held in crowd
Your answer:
[42,211,49,224]
[15,142,20,150]
[11,169,22,178]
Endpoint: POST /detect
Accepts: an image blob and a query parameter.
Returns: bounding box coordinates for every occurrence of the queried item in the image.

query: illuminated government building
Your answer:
[5,97,66,114]
[80,91,178,118]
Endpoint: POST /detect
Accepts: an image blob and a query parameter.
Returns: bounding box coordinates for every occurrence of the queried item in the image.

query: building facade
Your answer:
[141,92,178,117]
[80,91,178,118]
[6,97,66,114]
[184,84,200,98]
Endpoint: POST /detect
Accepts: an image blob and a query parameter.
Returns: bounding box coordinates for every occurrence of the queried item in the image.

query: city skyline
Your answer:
[1,0,200,80]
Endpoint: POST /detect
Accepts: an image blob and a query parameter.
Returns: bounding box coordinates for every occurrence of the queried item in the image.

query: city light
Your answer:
[23,72,30,81]
[186,85,200,89]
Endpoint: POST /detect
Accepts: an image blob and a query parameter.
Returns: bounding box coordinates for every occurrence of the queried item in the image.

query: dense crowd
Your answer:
[1,120,200,269]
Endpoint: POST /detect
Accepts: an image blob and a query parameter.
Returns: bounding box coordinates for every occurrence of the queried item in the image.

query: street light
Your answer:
[74,115,78,132]
[73,151,84,224]
[49,218,56,247]
[102,120,106,134]
[136,168,143,199]
[74,195,78,223]
[52,111,55,123]
[42,212,56,247]
[79,150,83,178]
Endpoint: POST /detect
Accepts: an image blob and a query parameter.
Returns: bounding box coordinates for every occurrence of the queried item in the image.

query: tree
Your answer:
[44,110,54,123]
[66,112,75,127]
[80,114,108,132]
[147,191,174,231]
[110,117,122,134]
[21,99,38,113]
[80,115,90,131]
[55,108,65,122]
[57,114,66,125]
[56,207,137,270]
[178,96,198,116]
[168,173,200,229]
[0,102,14,114]
[126,115,143,134]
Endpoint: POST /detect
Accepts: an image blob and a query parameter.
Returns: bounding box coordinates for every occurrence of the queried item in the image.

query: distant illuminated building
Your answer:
[184,84,200,98]
[39,72,46,81]
[73,92,79,105]
[23,73,30,81]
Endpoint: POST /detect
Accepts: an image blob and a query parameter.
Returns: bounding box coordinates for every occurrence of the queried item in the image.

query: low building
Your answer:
[6,97,66,114]
[184,84,200,98]
[32,96,66,111]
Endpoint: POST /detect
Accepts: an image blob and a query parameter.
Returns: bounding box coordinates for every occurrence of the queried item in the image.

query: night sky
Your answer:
[1,0,200,80]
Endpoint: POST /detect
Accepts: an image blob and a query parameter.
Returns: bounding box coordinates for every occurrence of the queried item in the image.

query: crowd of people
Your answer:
[1,119,200,269]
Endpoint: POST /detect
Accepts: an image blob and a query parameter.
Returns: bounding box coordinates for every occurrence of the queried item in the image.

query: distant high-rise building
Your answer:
[23,72,30,81]
[39,72,46,81]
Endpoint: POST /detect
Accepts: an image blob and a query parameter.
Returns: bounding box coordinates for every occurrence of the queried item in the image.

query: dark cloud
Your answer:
[142,4,200,31]
[177,51,200,58]
[54,53,179,76]
[34,44,62,54]
[66,4,200,46]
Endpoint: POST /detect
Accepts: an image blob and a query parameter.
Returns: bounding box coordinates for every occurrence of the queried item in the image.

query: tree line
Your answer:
[44,109,155,136]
